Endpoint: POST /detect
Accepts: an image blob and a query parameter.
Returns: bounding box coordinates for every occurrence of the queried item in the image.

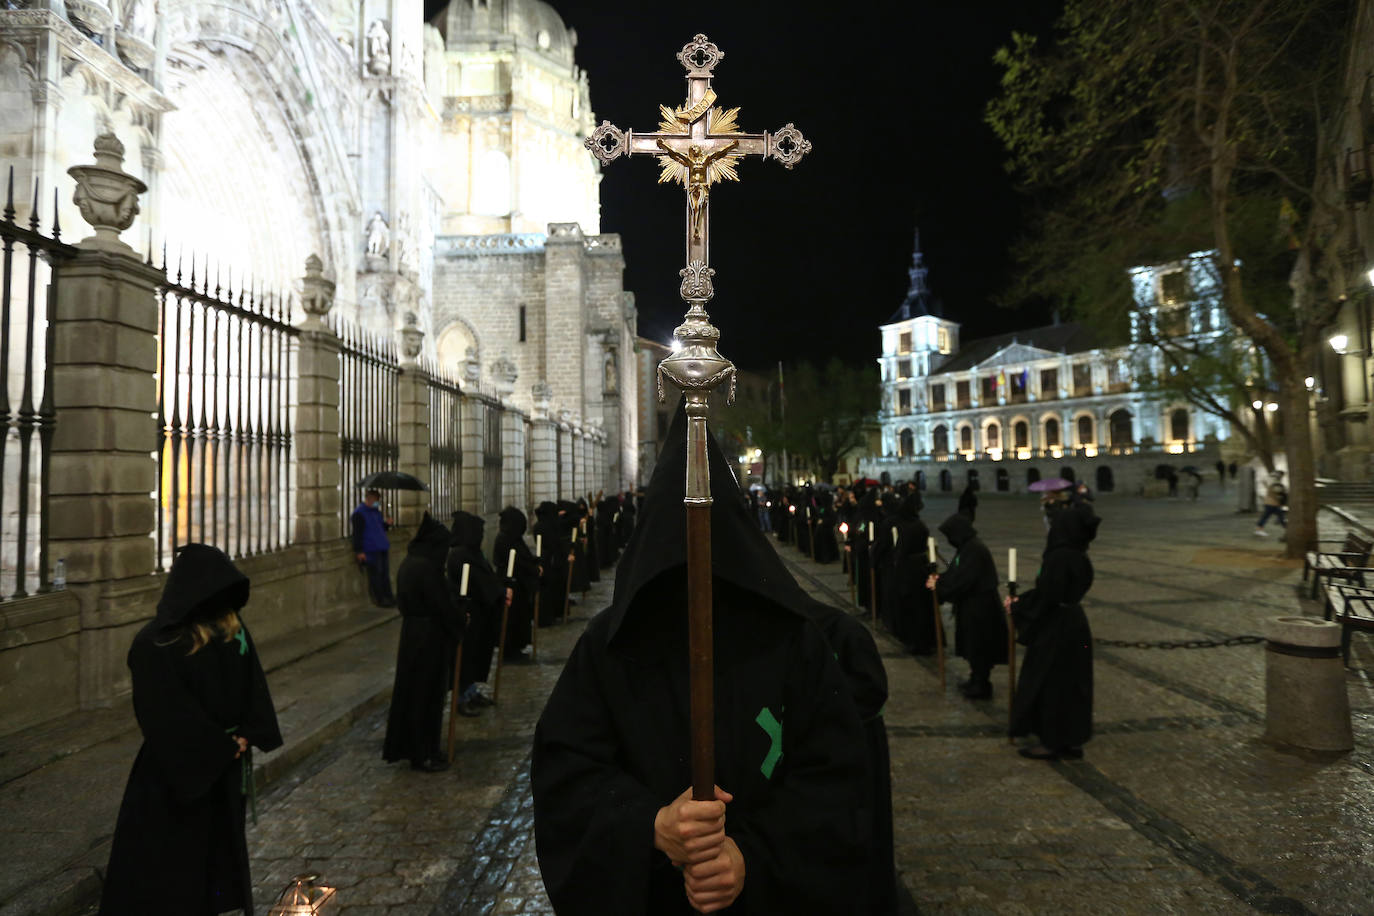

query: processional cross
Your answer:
[585,34,811,802]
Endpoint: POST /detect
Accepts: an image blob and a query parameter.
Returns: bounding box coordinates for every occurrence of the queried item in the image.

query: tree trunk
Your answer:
[1278,373,1319,558]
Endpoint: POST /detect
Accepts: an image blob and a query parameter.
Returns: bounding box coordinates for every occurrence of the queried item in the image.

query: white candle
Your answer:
[806,506,811,519]
[459,563,470,596]
[927,536,936,564]
[507,549,516,578]
[867,522,874,541]
[1009,548,1017,583]
[536,534,542,557]
[892,527,899,546]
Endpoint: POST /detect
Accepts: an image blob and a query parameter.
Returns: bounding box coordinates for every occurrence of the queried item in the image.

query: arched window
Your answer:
[986,423,1000,450]
[932,425,949,454]
[898,428,914,457]
[1014,420,1029,449]
[939,469,952,491]
[1044,417,1060,448]
[1096,466,1115,492]
[996,468,1009,491]
[960,426,973,451]
[1027,467,1041,486]
[1109,409,1133,447]
[1170,408,1190,441]
[916,470,926,490]
[1077,415,1094,447]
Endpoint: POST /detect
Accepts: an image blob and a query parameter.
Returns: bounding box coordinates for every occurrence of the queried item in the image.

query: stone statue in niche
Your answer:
[603,353,617,393]
[124,0,154,39]
[395,213,419,275]
[366,20,390,75]
[365,211,390,258]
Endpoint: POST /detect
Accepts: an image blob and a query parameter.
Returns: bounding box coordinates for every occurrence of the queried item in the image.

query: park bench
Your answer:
[1321,582,1374,666]
[1303,531,1373,598]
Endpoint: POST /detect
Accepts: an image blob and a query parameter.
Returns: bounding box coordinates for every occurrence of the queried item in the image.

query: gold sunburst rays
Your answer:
[654,103,746,188]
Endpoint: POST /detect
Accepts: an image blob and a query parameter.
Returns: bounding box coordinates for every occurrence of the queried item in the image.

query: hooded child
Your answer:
[495,506,540,661]
[1008,502,1099,759]
[562,500,592,595]
[448,510,505,710]
[99,544,282,916]
[532,501,570,625]
[532,404,874,915]
[933,513,1007,699]
[383,513,465,771]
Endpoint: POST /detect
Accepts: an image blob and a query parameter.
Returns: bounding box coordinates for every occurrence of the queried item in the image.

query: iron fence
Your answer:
[0,171,74,599]
[425,359,463,519]
[156,256,298,567]
[482,399,503,514]
[337,319,399,535]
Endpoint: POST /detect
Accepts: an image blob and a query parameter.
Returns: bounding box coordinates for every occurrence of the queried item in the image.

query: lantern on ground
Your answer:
[268,874,337,915]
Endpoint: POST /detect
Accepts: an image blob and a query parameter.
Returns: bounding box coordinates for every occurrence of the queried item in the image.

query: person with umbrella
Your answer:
[352,488,395,607]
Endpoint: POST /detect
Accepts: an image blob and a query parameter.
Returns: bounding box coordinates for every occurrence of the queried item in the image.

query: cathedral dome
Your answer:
[439,0,577,65]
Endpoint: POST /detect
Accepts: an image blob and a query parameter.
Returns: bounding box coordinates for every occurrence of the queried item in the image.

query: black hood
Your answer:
[407,512,450,563]
[607,401,820,644]
[1046,502,1101,554]
[898,492,922,519]
[534,501,559,525]
[450,510,485,550]
[156,543,250,626]
[499,505,528,539]
[938,512,977,549]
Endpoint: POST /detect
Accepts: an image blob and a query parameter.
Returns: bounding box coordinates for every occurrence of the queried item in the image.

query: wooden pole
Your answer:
[446,635,464,764]
[686,503,714,800]
[931,579,946,690]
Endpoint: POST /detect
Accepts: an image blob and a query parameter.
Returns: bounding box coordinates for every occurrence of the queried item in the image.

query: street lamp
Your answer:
[1329,333,1349,355]
[1251,399,1263,410]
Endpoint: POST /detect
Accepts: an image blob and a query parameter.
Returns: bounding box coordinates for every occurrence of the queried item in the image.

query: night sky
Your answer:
[426,0,1063,369]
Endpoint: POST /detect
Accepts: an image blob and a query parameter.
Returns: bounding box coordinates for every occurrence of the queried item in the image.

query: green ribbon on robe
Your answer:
[755,707,784,779]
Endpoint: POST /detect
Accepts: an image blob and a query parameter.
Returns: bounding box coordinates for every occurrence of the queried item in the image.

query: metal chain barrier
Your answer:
[1094,635,1265,650]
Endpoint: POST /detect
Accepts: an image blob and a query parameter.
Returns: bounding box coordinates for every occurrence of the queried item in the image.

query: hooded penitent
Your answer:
[495,506,540,659]
[99,544,281,916]
[596,494,621,569]
[1010,502,1099,749]
[936,512,1007,672]
[448,510,500,687]
[531,501,568,626]
[889,492,935,654]
[383,513,464,766]
[532,403,885,915]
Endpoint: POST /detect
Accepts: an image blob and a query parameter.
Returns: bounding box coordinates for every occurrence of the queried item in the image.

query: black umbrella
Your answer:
[357,470,429,491]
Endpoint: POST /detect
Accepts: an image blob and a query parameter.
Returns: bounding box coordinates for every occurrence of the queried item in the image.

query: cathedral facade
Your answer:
[0,0,638,490]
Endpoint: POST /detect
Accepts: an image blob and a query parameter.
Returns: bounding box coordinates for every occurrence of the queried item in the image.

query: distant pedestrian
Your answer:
[1215,459,1226,489]
[1183,469,1202,501]
[1007,502,1100,761]
[1254,472,1288,537]
[383,513,464,773]
[929,513,1007,700]
[958,480,978,521]
[99,544,282,915]
[351,488,395,607]
[1228,461,1238,480]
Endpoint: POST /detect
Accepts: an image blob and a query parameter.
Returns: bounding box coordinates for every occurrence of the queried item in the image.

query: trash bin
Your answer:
[1263,616,1353,751]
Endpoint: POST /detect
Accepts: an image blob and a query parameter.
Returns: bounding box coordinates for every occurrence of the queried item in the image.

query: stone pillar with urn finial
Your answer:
[294,254,342,551]
[50,133,163,709]
[394,314,431,527]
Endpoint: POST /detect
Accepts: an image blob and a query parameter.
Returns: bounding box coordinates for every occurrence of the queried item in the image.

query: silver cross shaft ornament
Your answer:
[585,32,811,504]
[584,33,810,805]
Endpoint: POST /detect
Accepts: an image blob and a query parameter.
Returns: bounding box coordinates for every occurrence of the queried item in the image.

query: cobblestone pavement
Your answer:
[246,491,1374,915]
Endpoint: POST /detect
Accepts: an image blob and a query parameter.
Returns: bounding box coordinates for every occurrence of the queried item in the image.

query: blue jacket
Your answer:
[351,502,391,554]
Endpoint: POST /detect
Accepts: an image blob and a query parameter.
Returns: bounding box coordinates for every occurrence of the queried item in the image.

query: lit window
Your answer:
[899,331,913,354]
[937,327,950,354]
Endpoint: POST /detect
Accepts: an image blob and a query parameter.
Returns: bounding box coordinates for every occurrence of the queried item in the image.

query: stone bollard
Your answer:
[1263,616,1353,751]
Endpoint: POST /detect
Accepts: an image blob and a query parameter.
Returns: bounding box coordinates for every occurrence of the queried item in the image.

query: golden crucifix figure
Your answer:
[583,33,810,804]
[656,139,739,240]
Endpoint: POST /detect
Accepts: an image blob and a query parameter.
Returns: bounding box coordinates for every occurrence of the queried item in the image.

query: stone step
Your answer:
[0,606,400,916]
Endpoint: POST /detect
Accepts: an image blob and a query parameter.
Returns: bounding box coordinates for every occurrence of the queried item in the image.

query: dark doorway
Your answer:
[1028,467,1041,487]
[1061,466,1076,483]
[967,469,980,490]
[1096,465,1114,492]
[880,471,892,486]
[916,470,926,491]
[996,468,1009,492]
[939,469,952,491]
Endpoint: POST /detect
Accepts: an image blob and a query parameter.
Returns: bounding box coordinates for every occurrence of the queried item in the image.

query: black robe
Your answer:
[1011,506,1099,749]
[813,498,840,565]
[854,494,884,611]
[533,404,872,915]
[449,511,501,687]
[582,500,602,583]
[532,502,569,626]
[936,513,1007,673]
[100,544,282,916]
[494,506,539,659]
[958,484,978,521]
[616,492,636,547]
[596,496,620,569]
[384,514,463,765]
[891,495,935,653]
[563,501,592,595]
[808,603,897,915]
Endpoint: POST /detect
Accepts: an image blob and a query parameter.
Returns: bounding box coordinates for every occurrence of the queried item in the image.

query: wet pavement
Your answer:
[243,490,1374,915]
